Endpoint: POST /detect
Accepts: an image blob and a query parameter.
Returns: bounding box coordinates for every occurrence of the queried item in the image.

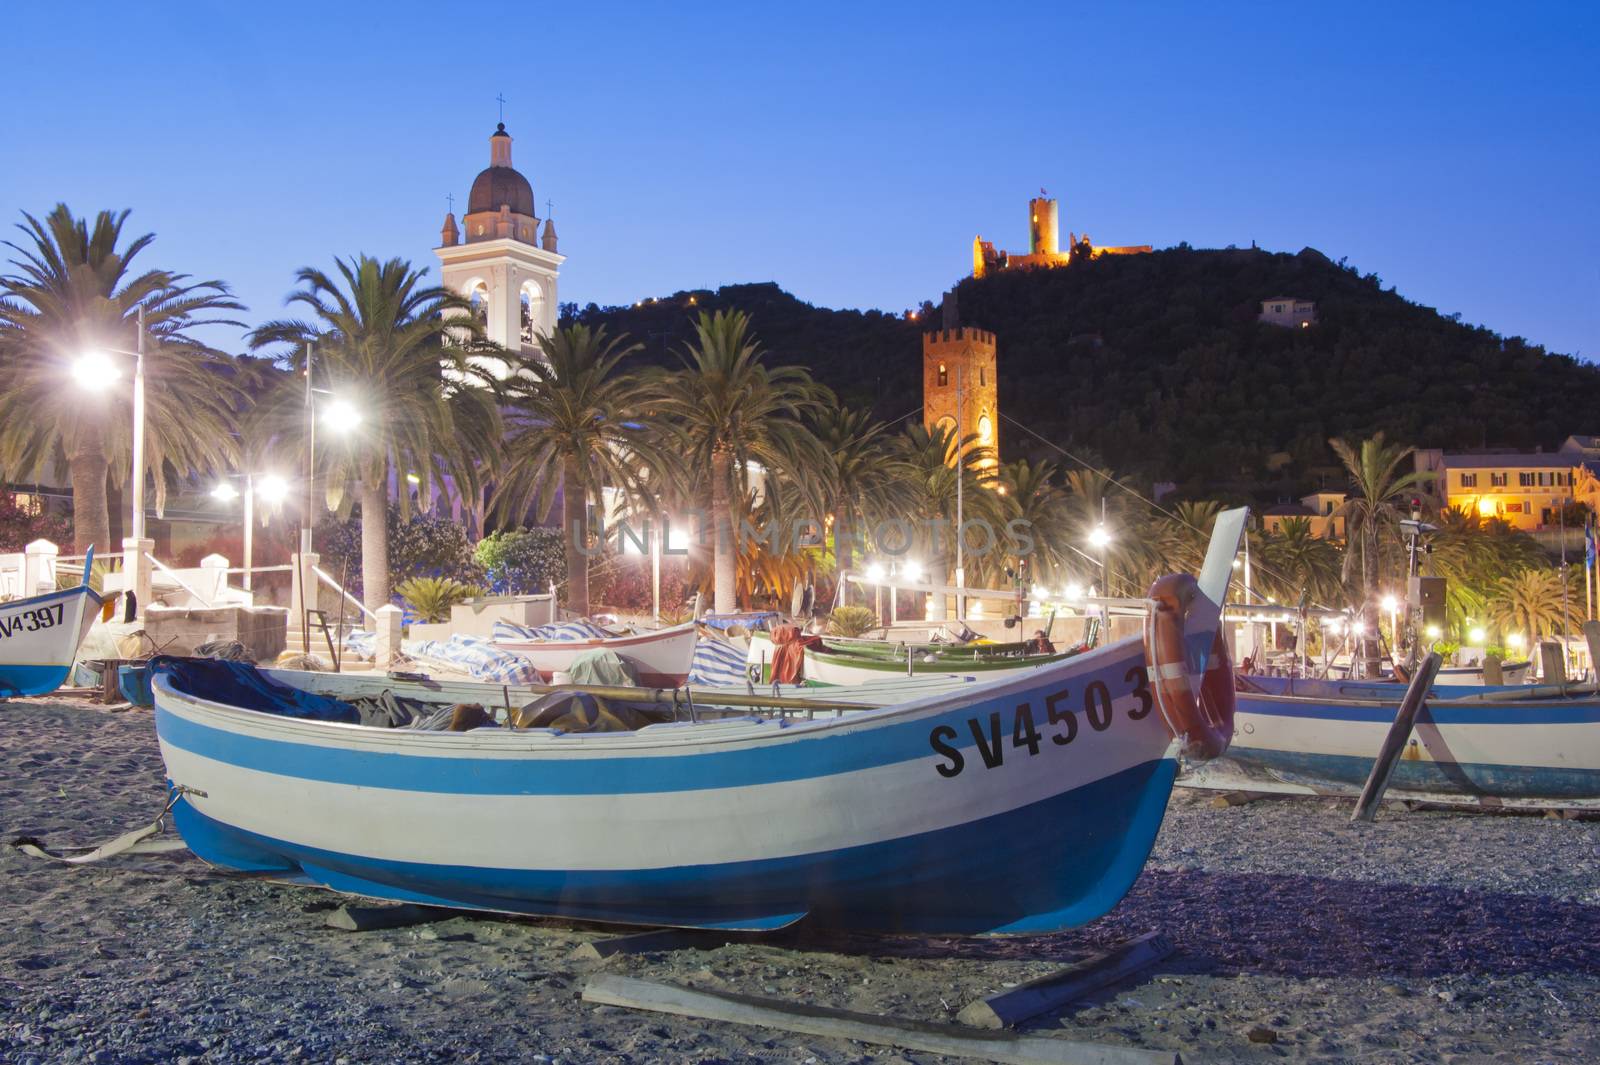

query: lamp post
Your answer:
[72,304,147,545]
[212,472,289,591]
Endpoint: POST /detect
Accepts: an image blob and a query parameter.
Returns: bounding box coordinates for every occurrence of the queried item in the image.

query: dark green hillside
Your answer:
[570,248,1598,495]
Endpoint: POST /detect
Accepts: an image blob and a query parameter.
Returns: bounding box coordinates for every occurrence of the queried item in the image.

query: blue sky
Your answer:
[3,1,1595,356]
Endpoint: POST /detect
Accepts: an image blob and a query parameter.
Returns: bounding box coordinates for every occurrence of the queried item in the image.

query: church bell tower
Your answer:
[435,121,564,370]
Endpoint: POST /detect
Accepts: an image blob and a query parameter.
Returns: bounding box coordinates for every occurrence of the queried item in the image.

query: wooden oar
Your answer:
[1351,651,1442,823]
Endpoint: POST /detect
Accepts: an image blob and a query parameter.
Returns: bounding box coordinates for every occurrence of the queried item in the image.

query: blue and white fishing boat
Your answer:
[0,548,104,698]
[149,514,1247,933]
[1183,687,1600,808]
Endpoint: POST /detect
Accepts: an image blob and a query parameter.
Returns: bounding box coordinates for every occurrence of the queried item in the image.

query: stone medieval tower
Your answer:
[922,292,998,470]
[435,122,563,375]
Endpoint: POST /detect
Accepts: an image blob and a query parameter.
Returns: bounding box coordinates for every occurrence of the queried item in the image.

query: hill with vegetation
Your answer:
[568,246,1598,498]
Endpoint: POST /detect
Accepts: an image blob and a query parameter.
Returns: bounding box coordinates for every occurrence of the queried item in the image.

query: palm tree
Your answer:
[0,205,245,552]
[1259,516,1346,607]
[1426,507,1548,627]
[248,256,501,610]
[995,458,1075,586]
[1485,566,1581,643]
[1329,432,1432,675]
[653,310,829,614]
[892,422,1000,619]
[812,407,908,602]
[490,324,678,616]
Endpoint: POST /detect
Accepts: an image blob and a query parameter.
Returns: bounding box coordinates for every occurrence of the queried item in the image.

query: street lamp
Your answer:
[73,304,147,548]
[1088,524,1112,597]
[212,472,289,591]
[1380,593,1399,650]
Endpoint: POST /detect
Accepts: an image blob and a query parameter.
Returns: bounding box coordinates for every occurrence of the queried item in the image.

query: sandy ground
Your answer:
[2,695,1597,1065]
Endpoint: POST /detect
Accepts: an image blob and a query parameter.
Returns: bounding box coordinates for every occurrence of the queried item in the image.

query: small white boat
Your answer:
[493,621,699,687]
[0,551,104,698]
[1182,688,1600,808]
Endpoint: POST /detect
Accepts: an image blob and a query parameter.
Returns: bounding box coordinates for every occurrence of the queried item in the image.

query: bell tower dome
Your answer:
[434,119,564,366]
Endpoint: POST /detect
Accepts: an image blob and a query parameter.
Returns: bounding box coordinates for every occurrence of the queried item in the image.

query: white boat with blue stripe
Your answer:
[1183,688,1600,808]
[152,513,1246,933]
[0,547,104,698]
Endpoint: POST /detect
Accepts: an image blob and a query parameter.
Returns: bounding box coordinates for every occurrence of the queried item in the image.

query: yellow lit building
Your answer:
[1442,452,1577,530]
[972,194,1150,278]
[922,294,998,471]
[1260,492,1346,539]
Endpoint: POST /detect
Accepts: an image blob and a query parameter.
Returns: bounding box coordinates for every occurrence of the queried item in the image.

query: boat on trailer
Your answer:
[150,511,1247,933]
[1182,687,1600,809]
[0,548,104,698]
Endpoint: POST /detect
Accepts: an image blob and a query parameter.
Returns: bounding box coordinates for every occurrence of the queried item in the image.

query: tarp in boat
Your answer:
[565,649,639,687]
[511,690,658,732]
[404,634,542,684]
[491,619,614,641]
[698,611,780,633]
[688,635,749,686]
[148,657,359,724]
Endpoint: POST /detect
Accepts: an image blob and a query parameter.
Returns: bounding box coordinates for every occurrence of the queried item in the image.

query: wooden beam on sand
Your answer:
[1207,790,1272,809]
[324,903,454,932]
[1351,652,1442,823]
[570,927,732,960]
[957,931,1176,1030]
[583,974,1182,1065]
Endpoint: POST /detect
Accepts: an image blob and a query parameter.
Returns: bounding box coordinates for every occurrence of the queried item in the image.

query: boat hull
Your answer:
[493,622,697,687]
[1182,692,1600,807]
[154,635,1179,933]
[0,585,103,698]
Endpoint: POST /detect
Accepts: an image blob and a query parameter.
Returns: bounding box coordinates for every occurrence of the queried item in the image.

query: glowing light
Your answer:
[1231,558,1242,569]
[1088,526,1112,549]
[210,482,240,502]
[405,473,421,486]
[1469,627,1486,644]
[1506,633,1526,648]
[865,562,886,583]
[323,398,361,432]
[72,351,121,391]
[1326,618,1345,634]
[1031,584,1049,600]
[1349,620,1366,636]
[1064,583,1083,601]
[1425,624,1443,639]
[1380,595,1398,612]
[900,559,922,582]
[1476,496,1497,518]
[255,475,289,504]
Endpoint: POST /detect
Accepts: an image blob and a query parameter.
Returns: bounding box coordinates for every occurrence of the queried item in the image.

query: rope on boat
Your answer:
[9,785,201,865]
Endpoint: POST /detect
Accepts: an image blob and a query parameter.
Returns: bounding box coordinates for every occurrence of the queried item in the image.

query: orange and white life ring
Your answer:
[1142,573,1235,760]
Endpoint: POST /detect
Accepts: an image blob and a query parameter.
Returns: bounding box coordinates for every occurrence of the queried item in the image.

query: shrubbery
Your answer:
[316,504,484,599]
[474,527,567,596]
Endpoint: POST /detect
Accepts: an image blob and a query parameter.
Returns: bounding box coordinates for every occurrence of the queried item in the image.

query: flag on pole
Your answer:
[1587,519,1596,568]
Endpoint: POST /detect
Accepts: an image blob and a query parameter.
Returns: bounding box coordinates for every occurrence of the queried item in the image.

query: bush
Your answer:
[395,576,483,623]
[828,605,879,637]
[590,554,693,614]
[316,504,485,599]
[0,493,72,553]
[474,527,567,595]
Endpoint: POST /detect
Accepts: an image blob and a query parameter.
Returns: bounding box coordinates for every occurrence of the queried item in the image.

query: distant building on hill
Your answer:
[1261,491,1346,539]
[972,193,1151,278]
[922,291,998,472]
[1259,298,1317,329]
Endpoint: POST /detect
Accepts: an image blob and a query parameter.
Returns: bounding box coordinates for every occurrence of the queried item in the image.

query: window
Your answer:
[1490,472,1507,487]
[1519,472,1535,487]
[1538,472,1551,487]
[1459,473,1477,488]
[937,363,948,388]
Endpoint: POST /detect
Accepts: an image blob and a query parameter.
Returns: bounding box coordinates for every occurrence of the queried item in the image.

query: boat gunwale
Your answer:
[153,632,1147,757]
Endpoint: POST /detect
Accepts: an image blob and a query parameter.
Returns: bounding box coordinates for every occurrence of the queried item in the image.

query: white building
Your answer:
[1259,297,1317,329]
[435,122,563,374]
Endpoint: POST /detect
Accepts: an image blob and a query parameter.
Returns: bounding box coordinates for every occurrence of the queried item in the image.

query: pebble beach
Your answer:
[3,695,1597,1064]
